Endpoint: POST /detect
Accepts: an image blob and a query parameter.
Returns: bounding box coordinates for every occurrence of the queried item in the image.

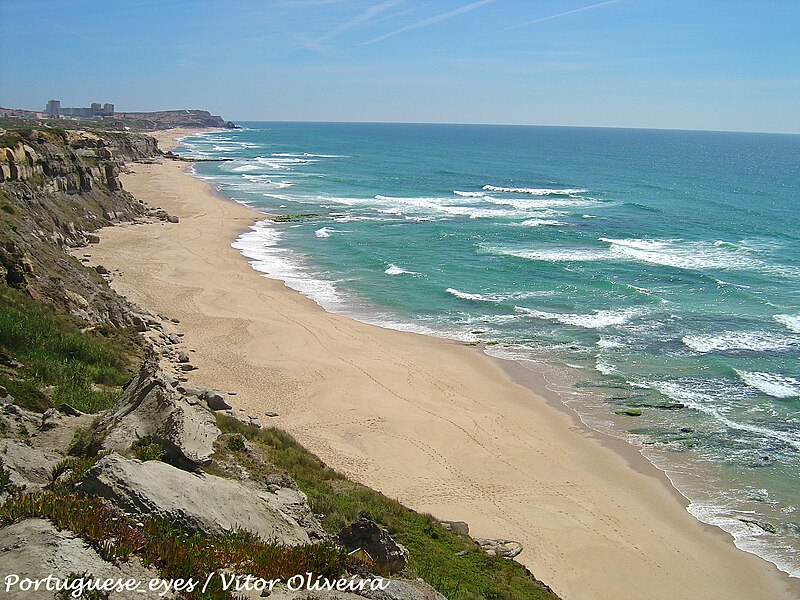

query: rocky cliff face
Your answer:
[0,128,158,190]
[115,109,236,129]
[0,127,162,325]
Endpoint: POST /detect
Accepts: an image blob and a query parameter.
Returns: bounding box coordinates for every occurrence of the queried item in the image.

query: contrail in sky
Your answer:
[319,0,403,43]
[510,0,621,29]
[360,0,496,45]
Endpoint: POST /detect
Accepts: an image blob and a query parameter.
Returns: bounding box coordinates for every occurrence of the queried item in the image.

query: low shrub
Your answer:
[49,451,111,488]
[0,491,351,599]
[131,436,165,462]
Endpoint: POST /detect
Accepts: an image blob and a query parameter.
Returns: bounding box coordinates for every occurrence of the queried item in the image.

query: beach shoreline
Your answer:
[83,128,798,600]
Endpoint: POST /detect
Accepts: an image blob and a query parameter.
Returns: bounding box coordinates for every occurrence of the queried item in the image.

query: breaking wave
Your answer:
[635,379,800,451]
[515,306,643,329]
[482,185,588,196]
[446,288,553,303]
[682,331,799,353]
[774,314,800,333]
[384,264,419,276]
[482,245,608,262]
[232,222,343,309]
[520,218,570,227]
[599,237,762,271]
[735,370,800,399]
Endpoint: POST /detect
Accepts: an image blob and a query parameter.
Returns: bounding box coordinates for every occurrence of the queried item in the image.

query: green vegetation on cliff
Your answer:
[0,276,557,598]
[0,284,142,413]
[216,416,559,600]
[0,491,351,599]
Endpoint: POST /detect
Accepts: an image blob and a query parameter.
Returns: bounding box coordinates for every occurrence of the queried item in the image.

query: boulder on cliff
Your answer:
[353,578,447,600]
[337,518,409,575]
[0,439,62,491]
[474,538,523,558]
[250,578,446,600]
[439,520,469,536]
[0,519,172,600]
[79,454,311,545]
[97,360,220,468]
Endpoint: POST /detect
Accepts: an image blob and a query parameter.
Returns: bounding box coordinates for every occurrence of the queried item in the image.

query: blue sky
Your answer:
[2,0,799,133]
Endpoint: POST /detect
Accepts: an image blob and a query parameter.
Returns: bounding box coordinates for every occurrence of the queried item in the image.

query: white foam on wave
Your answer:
[597,336,626,349]
[484,237,791,277]
[453,190,487,197]
[634,379,800,451]
[384,264,419,276]
[627,284,653,296]
[774,314,800,333]
[315,227,335,238]
[482,245,607,262]
[241,175,294,188]
[232,221,343,309]
[373,195,528,220]
[446,288,487,301]
[686,500,800,581]
[356,316,477,342]
[483,196,594,210]
[713,278,751,289]
[595,358,619,375]
[735,370,800,399]
[482,185,588,196]
[446,288,551,303]
[332,215,390,223]
[520,218,570,227]
[272,152,345,158]
[682,331,798,353]
[253,156,317,170]
[231,164,264,173]
[600,237,761,271]
[515,306,642,329]
[315,194,575,221]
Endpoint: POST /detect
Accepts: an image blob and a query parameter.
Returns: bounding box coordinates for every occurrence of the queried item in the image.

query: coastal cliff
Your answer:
[114,109,237,130]
[0,124,559,599]
[0,127,165,326]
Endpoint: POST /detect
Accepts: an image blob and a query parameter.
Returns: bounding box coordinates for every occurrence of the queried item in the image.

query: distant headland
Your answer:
[0,99,238,131]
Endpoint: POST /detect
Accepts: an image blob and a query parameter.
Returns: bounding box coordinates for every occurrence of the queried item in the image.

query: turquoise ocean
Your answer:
[178,123,800,577]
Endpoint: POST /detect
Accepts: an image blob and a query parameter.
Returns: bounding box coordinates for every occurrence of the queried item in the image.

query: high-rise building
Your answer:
[45,100,61,116]
[42,99,115,118]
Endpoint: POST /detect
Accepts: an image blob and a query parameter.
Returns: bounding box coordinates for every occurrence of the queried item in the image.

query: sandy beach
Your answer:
[81,128,798,600]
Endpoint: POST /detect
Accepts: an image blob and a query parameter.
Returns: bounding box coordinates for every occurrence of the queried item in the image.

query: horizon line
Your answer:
[3,102,798,136]
[222,118,800,137]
